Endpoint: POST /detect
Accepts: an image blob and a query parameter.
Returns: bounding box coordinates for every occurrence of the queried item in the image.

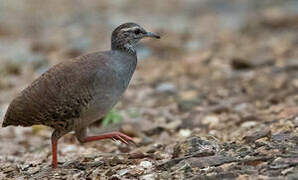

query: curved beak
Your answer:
[146,32,161,39]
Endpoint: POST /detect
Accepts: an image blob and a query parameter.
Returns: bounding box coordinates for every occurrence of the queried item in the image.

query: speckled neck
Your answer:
[111,38,137,55]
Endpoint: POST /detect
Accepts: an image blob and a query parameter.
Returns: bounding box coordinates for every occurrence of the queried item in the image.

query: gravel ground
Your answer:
[0,0,297,179]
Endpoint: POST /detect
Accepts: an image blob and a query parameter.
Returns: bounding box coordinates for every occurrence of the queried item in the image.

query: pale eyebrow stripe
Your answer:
[121,27,139,32]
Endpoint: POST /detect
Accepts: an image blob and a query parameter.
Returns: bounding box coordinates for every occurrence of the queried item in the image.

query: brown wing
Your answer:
[2,52,108,128]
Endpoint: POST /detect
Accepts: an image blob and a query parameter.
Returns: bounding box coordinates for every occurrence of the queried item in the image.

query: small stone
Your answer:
[202,115,219,128]
[164,120,182,130]
[3,166,15,173]
[90,160,104,167]
[243,129,271,143]
[173,136,218,158]
[140,174,155,180]
[156,82,176,94]
[129,151,148,159]
[109,156,123,166]
[154,151,167,160]
[282,167,294,175]
[128,167,145,176]
[179,90,197,100]
[119,169,129,176]
[241,121,257,128]
[27,166,40,175]
[234,103,251,112]
[140,161,153,168]
[179,129,191,138]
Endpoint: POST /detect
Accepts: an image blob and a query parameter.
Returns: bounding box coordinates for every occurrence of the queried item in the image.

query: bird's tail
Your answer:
[2,115,14,127]
[2,120,9,127]
[2,109,21,127]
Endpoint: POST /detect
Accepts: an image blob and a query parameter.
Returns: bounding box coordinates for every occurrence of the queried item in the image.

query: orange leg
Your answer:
[83,131,135,145]
[51,139,58,168]
[51,131,134,168]
[51,129,67,168]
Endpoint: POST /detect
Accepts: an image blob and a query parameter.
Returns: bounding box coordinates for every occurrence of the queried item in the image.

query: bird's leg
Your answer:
[51,138,58,168]
[84,132,135,145]
[76,129,135,145]
[51,130,67,168]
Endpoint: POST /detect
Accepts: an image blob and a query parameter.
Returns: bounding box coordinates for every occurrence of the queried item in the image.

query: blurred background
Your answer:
[0,0,298,179]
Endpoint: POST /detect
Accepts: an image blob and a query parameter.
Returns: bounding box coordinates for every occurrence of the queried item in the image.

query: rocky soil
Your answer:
[0,0,297,179]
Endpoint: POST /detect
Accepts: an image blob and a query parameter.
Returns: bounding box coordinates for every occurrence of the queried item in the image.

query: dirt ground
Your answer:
[0,0,297,179]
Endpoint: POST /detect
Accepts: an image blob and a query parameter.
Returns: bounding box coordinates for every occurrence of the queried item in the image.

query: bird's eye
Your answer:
[134,29,141,35]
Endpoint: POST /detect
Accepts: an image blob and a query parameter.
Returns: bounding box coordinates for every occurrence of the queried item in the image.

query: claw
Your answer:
[83,132,136,146]
[119,133,136,145]
[129,140,137,146]
[116,135,129,145]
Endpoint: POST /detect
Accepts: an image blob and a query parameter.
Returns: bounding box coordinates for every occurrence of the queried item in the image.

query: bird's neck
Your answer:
[111,39,136,55]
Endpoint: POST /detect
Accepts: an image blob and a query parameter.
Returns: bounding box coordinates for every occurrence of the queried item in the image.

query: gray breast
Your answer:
[78,50,137,127]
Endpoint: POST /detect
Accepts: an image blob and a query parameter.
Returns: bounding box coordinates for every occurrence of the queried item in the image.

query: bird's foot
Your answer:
[84,131,136,145]
[109,132,136,145]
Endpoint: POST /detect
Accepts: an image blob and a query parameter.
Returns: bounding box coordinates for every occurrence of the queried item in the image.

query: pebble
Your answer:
[234,103,250,112]
[140,161,153,168]
[241,121,257,128]
[282,167,294,175]
[119,169,129,176]
[202,115,219,128]
[140,174,155,180]
[179,90,197,100]
[173,136,218,158]
[27,166,40,175]
[179,129,191,138]
[164,119,182,130]
[109,156,123,166]
[156,82,177,94]
[3,166,15,173]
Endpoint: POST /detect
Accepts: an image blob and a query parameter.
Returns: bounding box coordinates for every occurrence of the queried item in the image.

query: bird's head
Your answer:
[111,23,160,54]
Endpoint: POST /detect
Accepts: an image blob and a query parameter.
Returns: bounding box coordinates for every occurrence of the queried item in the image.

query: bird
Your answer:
[2,22,160,168]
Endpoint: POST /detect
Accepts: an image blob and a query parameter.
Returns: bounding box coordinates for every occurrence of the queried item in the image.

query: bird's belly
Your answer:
[75,93,122,128]
[75,71,131,129]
